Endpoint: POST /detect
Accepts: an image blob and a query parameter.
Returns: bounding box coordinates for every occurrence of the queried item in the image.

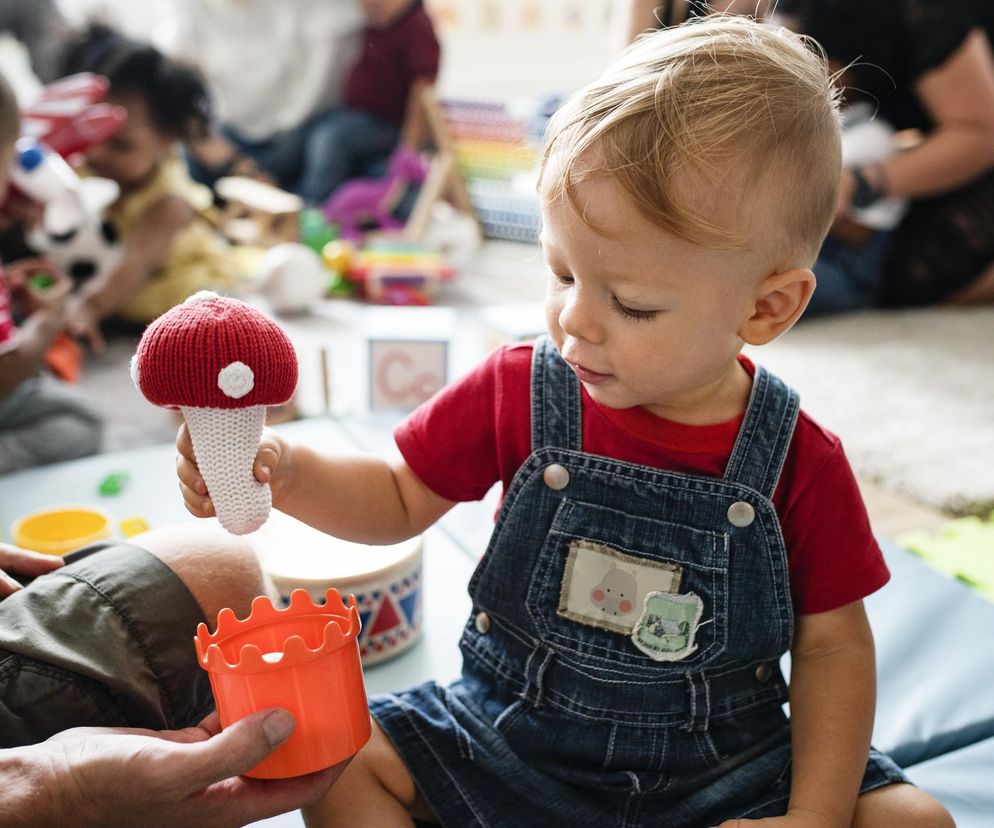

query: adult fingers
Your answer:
[170,709,296,792]
[0,543,65,576]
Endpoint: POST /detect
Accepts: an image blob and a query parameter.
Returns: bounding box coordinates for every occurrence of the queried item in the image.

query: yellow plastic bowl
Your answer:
[12,506,112,556]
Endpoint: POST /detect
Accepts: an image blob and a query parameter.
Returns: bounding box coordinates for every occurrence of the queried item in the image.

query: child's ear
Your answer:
[739,268,815,345]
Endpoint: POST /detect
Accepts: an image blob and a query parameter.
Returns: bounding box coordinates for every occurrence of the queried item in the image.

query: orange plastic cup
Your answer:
[194,588,371,779]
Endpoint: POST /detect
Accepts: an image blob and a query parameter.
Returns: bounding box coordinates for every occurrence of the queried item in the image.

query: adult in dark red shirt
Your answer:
[313,0,441,205]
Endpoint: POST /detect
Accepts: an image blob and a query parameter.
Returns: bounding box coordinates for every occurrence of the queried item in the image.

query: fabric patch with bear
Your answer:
[557,539,682,635]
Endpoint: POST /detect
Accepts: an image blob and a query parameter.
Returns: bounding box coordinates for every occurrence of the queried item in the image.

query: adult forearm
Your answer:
[881,125,994,200]
[787,642,876,826]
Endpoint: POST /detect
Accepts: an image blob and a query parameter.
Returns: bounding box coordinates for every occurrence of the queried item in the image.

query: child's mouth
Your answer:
[569,362,612,385]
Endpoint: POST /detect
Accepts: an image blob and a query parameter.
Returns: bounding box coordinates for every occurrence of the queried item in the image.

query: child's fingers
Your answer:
[175,452,208,496]
[178,478,214,518]
[175,423,197,462]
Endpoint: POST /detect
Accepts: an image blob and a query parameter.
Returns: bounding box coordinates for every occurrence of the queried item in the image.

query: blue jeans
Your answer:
[805,231,893,317]
[193,107,400,207]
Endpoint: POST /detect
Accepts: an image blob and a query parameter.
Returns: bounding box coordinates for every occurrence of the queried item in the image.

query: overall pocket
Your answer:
[526,498,730,675]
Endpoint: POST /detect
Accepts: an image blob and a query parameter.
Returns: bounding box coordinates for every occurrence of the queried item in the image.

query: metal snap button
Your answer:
[727,501,756,528]
[474,611,491,634]
[754,662,772,683]
[542,463,570,490]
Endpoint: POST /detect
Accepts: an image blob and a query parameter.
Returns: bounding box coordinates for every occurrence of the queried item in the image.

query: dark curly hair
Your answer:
[59,23,213,142]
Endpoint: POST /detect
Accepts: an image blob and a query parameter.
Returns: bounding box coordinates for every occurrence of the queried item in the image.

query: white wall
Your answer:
[55,0,616,103]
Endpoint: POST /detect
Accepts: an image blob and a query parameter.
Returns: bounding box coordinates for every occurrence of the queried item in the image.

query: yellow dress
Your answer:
[108,156,236,322]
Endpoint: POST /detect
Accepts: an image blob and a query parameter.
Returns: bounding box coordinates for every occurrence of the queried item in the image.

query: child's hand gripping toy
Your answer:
[131,291,298,535]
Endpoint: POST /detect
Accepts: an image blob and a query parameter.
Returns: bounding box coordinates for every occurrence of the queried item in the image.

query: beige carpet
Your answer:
[747,306,994,517]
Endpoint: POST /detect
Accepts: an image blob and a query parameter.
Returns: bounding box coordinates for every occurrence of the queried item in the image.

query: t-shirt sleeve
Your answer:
[402,11,441,81]
[898,0,977,80]
[394,346,508,502]
[780,431,890,614]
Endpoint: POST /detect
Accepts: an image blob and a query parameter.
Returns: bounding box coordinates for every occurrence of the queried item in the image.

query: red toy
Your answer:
[131,291,298,535]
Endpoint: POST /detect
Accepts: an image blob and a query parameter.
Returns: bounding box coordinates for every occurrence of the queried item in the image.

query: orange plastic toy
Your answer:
[194,588,371,779]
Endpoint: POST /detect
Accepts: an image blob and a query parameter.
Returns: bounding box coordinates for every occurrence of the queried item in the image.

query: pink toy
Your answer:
[19,73,126,161]
[131,292,298,535]
[323,147,428,242]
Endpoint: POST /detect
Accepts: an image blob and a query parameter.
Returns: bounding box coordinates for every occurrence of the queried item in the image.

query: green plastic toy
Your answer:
[899,511,994,601]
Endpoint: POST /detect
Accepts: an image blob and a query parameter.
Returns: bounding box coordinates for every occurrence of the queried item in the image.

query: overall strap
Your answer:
[723,364,800,500]
[530,335,582,452]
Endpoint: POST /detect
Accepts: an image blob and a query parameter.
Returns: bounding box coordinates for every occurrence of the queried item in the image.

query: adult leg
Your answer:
[295,108,400,206]
[852,783,954,828]
[804,232,891,317]
[947,259,994,304]
[0,524,269,747]
[135,522,274,623]
[222,123,311,193]
[303,718,434,828]
[0,375,103,473]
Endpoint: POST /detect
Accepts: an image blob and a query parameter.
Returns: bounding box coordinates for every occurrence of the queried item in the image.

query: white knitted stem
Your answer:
[182,405,270,535]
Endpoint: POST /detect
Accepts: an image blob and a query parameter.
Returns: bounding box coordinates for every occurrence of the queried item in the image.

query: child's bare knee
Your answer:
[854,783,954,828]
[133,522,272,621]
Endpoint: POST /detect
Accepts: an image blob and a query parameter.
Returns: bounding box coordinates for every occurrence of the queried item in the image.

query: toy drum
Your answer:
[255,514,423,667]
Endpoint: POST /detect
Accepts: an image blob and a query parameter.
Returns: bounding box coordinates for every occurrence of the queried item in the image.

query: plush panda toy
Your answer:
[25,175,123,286]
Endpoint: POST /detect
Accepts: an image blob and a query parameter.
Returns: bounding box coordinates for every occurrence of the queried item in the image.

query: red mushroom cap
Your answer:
[133,292,297,409]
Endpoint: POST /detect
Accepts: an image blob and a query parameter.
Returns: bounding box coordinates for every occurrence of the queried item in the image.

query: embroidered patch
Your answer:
[630,590,704,662]
[557,539,682,635]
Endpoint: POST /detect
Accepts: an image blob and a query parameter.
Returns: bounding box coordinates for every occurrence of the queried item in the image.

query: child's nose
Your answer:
[559,290,604,343]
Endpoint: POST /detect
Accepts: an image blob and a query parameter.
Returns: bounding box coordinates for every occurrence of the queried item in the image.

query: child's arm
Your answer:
[398,77,435,151]
[176,425,456,544]
[67,196,194,350]
[782,600,876,827]
[0,263,70,397]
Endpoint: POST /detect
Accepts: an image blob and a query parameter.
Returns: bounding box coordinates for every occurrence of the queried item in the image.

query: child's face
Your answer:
[541,171,767,423]
[359,0,414,29]
[84,93,173,191]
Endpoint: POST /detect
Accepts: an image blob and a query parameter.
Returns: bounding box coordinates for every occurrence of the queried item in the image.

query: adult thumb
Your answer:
[182,708,296,788]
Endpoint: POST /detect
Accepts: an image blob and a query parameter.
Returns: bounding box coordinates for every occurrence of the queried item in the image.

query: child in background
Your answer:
[303,0,441,205]
[176,17,953,828]
[57,25,234,351]
[0,73,102,473]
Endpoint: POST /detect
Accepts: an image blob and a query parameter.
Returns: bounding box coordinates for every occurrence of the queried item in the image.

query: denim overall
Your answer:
[369,336,905,827]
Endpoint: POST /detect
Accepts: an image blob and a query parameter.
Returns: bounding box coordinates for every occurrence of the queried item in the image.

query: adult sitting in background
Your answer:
[154,0,365,200]
[776,0,994,312]
[614,1,994,313]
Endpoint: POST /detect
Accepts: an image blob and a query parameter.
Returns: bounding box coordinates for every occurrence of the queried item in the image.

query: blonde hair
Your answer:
[540,16,842,268]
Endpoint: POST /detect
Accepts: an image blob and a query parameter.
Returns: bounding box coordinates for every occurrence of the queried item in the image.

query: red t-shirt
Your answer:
[344,1,441,127]
[395,343,889,615]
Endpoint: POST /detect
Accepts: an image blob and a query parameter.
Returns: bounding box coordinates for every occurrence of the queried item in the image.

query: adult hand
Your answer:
[6,709,347,828]
[176,423,292,519]
[0,543,64,597]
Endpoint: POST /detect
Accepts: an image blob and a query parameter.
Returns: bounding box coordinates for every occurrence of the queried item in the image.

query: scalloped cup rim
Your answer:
[194,587,361,673]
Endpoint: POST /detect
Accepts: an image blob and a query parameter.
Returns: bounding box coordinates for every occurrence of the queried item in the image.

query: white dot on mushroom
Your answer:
[217,361,255,399]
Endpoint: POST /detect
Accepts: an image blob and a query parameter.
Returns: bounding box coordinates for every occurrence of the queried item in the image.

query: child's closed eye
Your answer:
[612,296,659,321]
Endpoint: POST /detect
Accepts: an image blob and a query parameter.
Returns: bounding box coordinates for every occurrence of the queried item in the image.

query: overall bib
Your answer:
[370,337,905,827]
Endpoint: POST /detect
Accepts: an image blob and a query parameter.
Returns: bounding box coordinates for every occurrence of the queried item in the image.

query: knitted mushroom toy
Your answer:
[131,292,297,535]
